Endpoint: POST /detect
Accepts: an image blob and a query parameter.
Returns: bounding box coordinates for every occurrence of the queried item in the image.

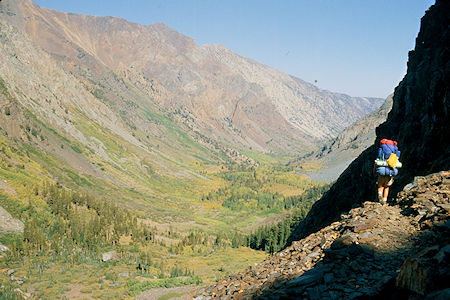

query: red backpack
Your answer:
[380,139,397,146]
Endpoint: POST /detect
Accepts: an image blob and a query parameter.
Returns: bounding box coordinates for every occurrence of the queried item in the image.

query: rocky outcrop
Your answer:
[393,174,450,297]
[0,205,23,234]
[292,0,449,239]
[196,171,449,299]
[101,250,118,262]
[0,242,9,258]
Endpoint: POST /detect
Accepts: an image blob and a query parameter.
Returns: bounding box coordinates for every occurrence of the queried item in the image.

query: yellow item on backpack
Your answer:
[387,153,399,169]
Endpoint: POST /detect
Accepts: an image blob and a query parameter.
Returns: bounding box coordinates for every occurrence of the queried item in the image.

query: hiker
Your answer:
[373,139,401,204]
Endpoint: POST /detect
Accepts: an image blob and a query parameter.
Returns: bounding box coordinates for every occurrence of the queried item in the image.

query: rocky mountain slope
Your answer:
[297,95,393,183]
[315,95,393,161]
[0,0,382,155]
[196,171,450,299]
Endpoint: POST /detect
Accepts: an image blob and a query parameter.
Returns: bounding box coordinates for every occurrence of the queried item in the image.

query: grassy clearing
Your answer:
[299,160,323,171]
[126,276,201,297]
[176,247,268,284]
[158,292,183,300]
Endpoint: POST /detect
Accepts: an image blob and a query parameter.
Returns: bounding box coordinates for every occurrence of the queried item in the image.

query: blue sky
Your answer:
[34,0,434,98]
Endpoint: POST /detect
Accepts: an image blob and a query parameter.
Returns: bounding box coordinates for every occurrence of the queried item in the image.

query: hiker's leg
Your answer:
[383,186,389,198]
[383,186,389,202]
[383,176,394,203]
[378,185,384,196]
[377,176,385,201]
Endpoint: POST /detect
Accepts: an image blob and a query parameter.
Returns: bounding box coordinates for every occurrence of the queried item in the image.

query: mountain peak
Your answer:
[149,21,172,30]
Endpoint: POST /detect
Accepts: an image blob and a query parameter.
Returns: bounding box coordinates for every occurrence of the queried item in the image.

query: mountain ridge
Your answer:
[1,0,383,155]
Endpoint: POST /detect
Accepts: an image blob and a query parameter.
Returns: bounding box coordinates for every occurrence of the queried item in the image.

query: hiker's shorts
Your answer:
[378,175,394,187]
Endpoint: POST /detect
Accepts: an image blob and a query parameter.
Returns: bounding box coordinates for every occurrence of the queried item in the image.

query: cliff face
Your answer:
[295,0,449,238]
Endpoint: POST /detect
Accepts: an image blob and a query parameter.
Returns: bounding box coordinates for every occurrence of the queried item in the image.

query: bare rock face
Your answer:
[195,171,450,299]
[0,205,23,234]
[394,173,450,297]
[102,250,118,262]
[293,0,450,239]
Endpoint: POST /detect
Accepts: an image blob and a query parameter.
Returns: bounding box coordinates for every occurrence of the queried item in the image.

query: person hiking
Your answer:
[373,139,401,204]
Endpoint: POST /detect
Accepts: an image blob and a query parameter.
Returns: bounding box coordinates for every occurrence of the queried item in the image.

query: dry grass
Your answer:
[175,247,268,284]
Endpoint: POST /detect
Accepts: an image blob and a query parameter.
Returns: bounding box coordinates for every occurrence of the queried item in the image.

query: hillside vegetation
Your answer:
[0,0,387,298]
[0,152,328,298]
[0,104,328,298]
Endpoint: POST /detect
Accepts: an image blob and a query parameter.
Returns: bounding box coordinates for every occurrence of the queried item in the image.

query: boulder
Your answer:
[396,244,450,295]
[102,250,117,262]
[0,242,10,253]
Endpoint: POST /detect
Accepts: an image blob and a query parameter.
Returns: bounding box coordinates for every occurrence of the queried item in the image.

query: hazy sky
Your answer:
[34,0,434,98]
